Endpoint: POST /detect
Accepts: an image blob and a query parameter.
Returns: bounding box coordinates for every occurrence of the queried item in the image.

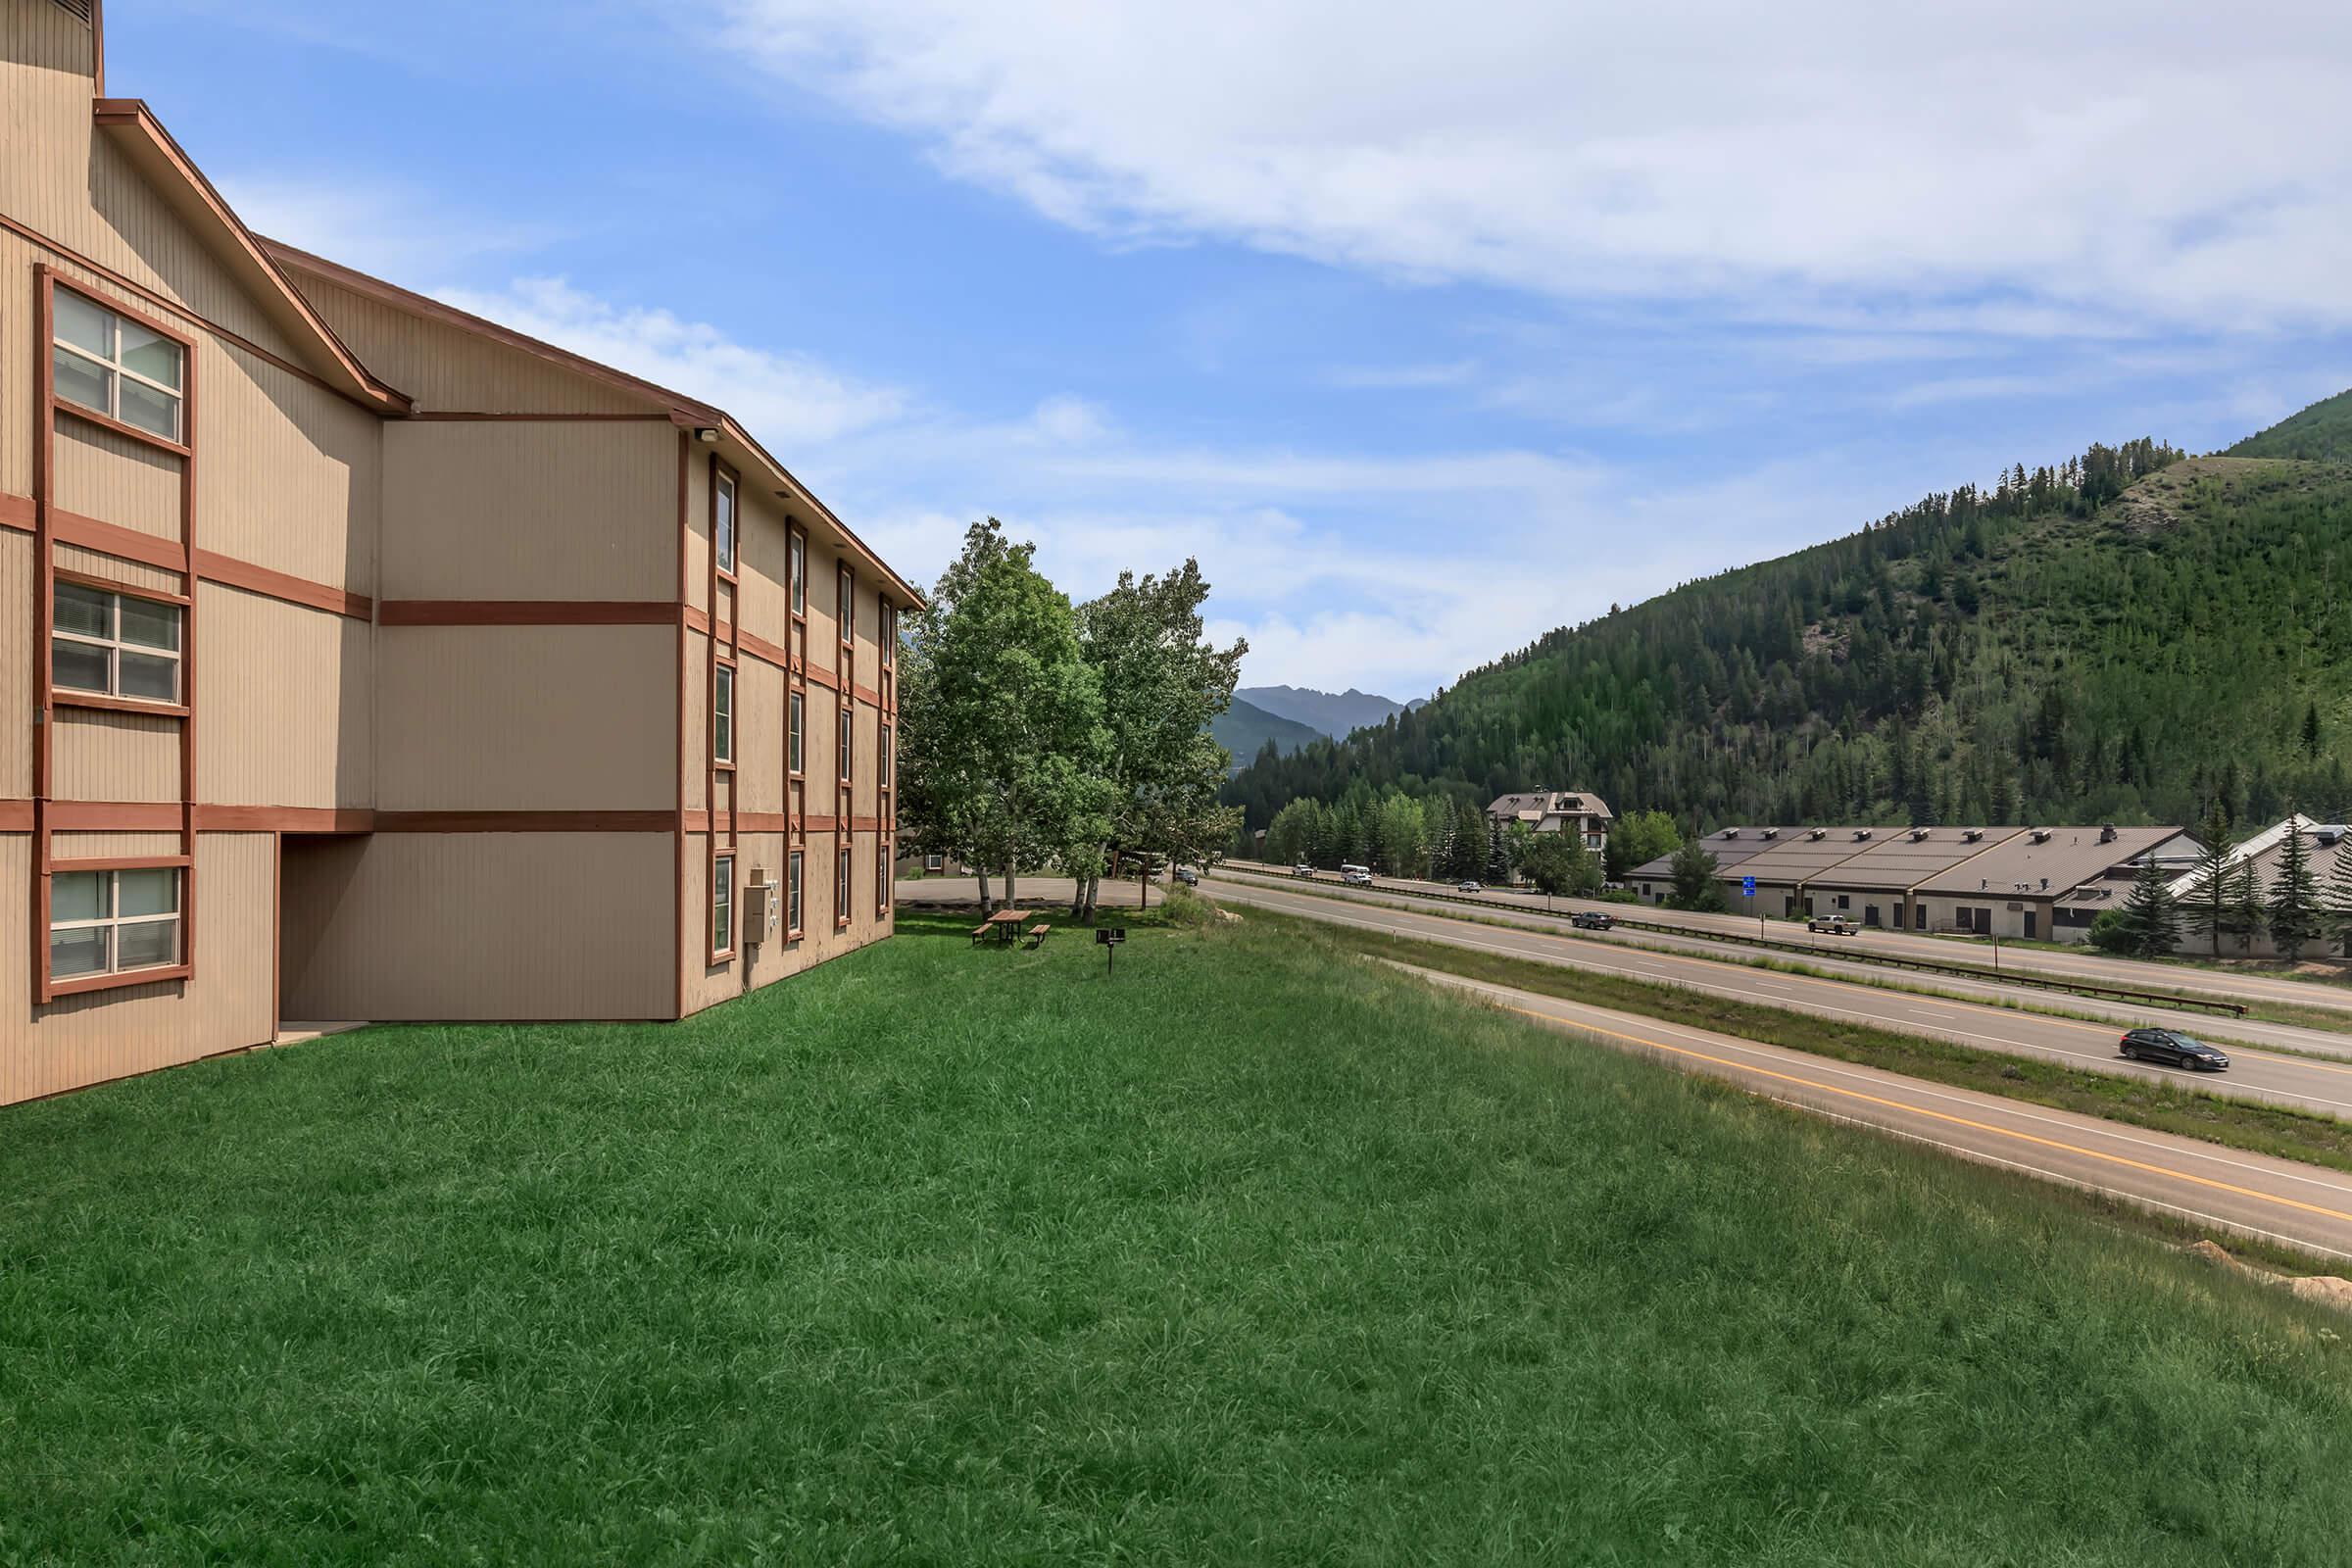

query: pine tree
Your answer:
[2114,856,2180,957]
[2182,806,2235,956]
[2220,855,2266,956]
[2326,829,2352,957]
[2304,702,2324,760]
[1486,821,1511,884]
[2269,819,2323,961]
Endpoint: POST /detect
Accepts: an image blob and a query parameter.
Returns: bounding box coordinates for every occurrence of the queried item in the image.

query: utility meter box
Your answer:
[744,868,780,942]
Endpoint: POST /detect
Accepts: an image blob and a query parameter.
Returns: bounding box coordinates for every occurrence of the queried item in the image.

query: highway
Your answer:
[1209,868,2352,1058]
[1219,863,2352,1017]
[1382,959,2352,1262]
[1207,876,2352,1120]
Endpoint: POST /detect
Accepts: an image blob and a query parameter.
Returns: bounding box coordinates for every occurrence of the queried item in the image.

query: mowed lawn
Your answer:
[6,908,2352,1564]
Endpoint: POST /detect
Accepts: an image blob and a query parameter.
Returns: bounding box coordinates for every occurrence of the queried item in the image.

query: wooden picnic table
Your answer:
[984,908,1033,947]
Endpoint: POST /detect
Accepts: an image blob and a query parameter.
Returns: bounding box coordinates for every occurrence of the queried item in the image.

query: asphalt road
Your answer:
[1208,876,2352,1119]
[1226,863,2352,1016]
[1384,959,2352,1263]
[1212,868,2352,1056]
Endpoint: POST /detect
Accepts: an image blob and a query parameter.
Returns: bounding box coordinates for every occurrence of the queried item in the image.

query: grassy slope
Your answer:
[5,911,2352,1564]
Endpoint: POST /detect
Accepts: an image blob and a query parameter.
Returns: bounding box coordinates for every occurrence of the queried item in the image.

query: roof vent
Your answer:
[1809,828,1828,840]
[1853,829,1873,842]
[1961,828,1984,843]
[1910,828,1930,842]
[2099,824,2118,844]
[2031,829,2052,844]
[2319,828,2344,847]
[2040,877,2050,892]
[1760,828,1780,840]
[1720,828,1740,839]
[51,0,93,23]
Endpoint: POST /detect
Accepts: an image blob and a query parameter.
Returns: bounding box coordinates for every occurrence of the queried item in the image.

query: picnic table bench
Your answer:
[974,908,1034,948]
[1024,923,1052,949]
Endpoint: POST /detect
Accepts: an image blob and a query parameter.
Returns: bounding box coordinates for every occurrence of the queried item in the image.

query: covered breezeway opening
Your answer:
[276,831,373,1042]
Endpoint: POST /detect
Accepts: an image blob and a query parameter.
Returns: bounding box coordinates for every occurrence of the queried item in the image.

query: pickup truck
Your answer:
[1806,914,1858,935]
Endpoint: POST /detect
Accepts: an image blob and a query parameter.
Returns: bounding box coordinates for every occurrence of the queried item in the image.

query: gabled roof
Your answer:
[1918,826,2189,899]
[263,241,926,610]
[89,99,408,413]
[1628,827,1791,880]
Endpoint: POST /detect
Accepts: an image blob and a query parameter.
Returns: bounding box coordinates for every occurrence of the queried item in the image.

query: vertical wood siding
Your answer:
[51,419,183,540]
[52,709,180,802]
[196,584,372,809]
[0,832,273,1106]
[279,832,672,1021]
[376,624,674,811]
[198,352,381,594]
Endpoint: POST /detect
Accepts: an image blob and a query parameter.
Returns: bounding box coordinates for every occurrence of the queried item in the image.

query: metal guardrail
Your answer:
[1212,862,2250,1019]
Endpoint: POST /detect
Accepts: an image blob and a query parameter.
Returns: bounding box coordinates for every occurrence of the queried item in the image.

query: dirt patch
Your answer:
[2181,1238,2352,1315]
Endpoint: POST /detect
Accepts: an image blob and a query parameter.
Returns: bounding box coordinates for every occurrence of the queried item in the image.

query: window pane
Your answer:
[118,868,178,918]
[713,858,734,950]
[118,379,181,441]
[789,694,804,772]
[55,582,110,638]
[713,667,734,760]
[52,871,106,923]
[52,638,109,694]
[55,291,112,357]
[53,347,113,416]
[118,652,177,703]
[118,596,181,652]
[117,917,178,971]
[119,320,183,390]
[790,538,805,611]
[50,925,108,979]
[715,479,736,571]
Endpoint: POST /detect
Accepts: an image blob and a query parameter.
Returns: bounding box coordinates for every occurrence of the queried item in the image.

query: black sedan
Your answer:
[2119,1028,2230,1072]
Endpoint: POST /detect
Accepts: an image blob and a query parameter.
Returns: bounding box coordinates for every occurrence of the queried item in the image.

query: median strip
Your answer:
[1247,906,2352,1179]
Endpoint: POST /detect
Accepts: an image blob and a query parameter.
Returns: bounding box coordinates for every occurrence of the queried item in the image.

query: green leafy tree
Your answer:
[2180,806,2235,956]
[899,519,1106,912]
[2112,855,2180,957]
[1075,560,1245,916]
[1519,829,1601,897]
[1486,821,1513,884]
[1604,809,1683,881]
[1667,841,1725,911]
[1451,802,1488,880]
[2270,819,2324,961]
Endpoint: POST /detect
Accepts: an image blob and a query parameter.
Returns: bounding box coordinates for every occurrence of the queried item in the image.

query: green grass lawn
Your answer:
[6,911,2352,1564]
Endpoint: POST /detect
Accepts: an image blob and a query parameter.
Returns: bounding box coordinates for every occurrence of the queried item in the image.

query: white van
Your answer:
[1340,864,1373,886]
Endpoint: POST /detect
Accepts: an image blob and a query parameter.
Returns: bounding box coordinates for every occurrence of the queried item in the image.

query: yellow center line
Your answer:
[1471,991,2352,1228]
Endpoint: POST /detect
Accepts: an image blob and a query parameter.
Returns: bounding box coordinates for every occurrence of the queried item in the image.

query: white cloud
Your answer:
[431,277,907,445]
[714,0,2352,329]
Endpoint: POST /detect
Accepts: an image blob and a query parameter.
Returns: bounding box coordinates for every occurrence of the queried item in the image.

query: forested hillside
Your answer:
[2230,388,2352,465]
[1226,409,2352,842]
[1210,697,1325,773]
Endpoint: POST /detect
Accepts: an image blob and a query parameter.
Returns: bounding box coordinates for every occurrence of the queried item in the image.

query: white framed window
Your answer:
[712,853,735,956]
[714,470,737,574]
[838,705,853,783]
[881,603,896,666]
[53,289,185,442]
[713,662,735,764]
[838,566,854,645]
[879,722,893,791]
[790,532,807,616]
[837,846,852,925]
[51,866,181,980]
[788,850,805,936]
[877,840,891,914]
[789,690,805,775]
[53,581,182,704]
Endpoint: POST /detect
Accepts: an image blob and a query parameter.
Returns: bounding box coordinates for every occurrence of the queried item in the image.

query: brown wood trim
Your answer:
[0,213,402,416]
[738,627,791,667]
[53,692,190,720]
[50,854,194,872]
[50,508,187,571]
[684,810,793,834]
[52,267,199,356]
[87,104,408,411]
[48,800,183,831]
[197,806,373,832]
[853,684,883,708]
[404,412,677,422]
[379,599,672,626]
[55,398,194,460]
[0,800,30,831]
[50,963,191,999]
[375,811,676,833]
[196,550,371,619]
[807,662,839,693]
[54,565,190,604]
[0,491,30,531]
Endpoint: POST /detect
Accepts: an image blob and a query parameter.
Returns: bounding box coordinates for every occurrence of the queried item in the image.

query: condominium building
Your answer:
[2,0,920,1104]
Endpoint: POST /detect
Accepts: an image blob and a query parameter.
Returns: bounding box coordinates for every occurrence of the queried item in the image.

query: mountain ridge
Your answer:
[1238,684,1416,741]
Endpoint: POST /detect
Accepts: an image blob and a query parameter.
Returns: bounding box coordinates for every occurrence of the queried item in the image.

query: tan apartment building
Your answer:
[2,1,919,1105]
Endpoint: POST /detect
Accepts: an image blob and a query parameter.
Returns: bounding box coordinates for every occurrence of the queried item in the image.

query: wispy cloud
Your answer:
[223,175,555,284]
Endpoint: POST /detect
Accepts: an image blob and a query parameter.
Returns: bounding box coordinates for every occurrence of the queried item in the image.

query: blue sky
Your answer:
[119,1,2352,699]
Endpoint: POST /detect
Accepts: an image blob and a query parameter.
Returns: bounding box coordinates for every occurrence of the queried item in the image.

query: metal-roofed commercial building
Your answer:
[1917,825,2194,942]
[1798,825,2028,931]
[1707,826,1900,918]
[3,1,920,1105]
[2153,815,2348,956]
[1626,827,1791,906]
